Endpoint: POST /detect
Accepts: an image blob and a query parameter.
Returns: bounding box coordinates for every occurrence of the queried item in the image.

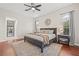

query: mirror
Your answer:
[45,18,51,26]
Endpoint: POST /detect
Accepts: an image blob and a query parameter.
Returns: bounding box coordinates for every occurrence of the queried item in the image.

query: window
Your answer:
[6,18,17,37]
[62,13,70,35]
[7,20,15,37]
[63,18,69,35]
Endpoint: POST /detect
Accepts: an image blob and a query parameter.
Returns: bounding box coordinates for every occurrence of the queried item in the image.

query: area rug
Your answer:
[13,41,62,56]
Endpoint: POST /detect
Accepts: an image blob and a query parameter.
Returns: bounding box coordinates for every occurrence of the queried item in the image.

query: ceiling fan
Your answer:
[24,3,41,11]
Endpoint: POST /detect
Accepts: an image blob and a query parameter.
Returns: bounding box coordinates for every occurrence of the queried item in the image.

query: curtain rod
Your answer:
[60,10,74,15]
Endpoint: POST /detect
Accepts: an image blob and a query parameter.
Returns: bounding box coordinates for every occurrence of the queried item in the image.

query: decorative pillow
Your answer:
[48,30,54,34]
[40,30,54,34]
[40,30,49,34]
[43,30,49,34]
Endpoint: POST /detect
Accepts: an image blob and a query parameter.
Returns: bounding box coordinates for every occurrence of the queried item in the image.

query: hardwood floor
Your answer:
[0,42,16,56]
[0,40,79,56]
[59,44,79,56]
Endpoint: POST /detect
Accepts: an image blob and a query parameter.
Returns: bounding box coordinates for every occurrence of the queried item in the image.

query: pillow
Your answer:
[40,30,54,34]
[48,30,54,34]
[40,30,49,34]
[43,30,49,34]
[40,30,44,33]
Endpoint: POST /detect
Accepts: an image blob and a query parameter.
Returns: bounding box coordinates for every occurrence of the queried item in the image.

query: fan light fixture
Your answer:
[32,8,35,10]
[24,3,41,11]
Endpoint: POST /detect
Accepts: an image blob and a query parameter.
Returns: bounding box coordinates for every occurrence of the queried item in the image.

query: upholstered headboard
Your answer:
[40,28,57,35]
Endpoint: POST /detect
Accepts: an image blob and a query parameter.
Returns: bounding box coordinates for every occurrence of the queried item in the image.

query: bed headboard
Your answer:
[40,28,57,35]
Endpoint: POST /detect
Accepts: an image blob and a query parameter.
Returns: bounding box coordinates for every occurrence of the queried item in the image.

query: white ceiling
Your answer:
[0,3,72,18]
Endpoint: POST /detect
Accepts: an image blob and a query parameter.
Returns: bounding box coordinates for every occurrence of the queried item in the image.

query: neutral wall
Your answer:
[0,8,34,41]
[36,4,79,46]
[74,10,79,46]
[36,10,63,34]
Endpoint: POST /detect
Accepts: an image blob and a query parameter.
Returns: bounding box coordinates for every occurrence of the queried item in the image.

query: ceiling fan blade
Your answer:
[24,4,31,7]
[35,8,40,11]
[25,8,32,11]
[35,4,41,7]
[31,3,35,6]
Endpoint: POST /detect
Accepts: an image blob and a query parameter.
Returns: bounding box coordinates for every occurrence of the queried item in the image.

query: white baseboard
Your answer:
[74,43,79,46]
[69,42,74,46]
[69,43,74,46]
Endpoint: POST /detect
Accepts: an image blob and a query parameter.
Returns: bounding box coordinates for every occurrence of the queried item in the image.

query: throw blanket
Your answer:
[40,34,49,45]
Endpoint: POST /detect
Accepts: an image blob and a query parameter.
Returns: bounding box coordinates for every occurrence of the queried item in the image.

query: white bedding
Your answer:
[25,33,55,42]
[48,34,55,40]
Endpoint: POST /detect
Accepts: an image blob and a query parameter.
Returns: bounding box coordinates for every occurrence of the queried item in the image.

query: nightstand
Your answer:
[58,35,70,45]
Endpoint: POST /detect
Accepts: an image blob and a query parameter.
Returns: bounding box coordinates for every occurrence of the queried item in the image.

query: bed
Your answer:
[24,28,57,53]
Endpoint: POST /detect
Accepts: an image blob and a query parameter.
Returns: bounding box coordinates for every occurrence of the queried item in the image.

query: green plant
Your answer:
[63,20,69,35]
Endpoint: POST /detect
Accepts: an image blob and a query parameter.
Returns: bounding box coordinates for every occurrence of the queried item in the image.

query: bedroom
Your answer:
[0,3,79,56]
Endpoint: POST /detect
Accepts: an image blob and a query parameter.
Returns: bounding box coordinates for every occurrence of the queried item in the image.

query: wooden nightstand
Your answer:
[58,35,70,45]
